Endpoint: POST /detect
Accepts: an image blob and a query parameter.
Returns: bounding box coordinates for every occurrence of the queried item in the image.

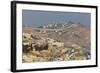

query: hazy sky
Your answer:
[22,10,91,27]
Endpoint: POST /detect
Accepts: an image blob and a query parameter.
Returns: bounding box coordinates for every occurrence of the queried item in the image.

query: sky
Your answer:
[22,10,91,27]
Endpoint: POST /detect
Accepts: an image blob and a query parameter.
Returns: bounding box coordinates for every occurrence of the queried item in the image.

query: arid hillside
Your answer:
[22,23,91,63]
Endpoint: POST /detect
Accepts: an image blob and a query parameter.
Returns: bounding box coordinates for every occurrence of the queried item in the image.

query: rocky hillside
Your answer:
[22,23,91,63]
[46,24,90,49]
